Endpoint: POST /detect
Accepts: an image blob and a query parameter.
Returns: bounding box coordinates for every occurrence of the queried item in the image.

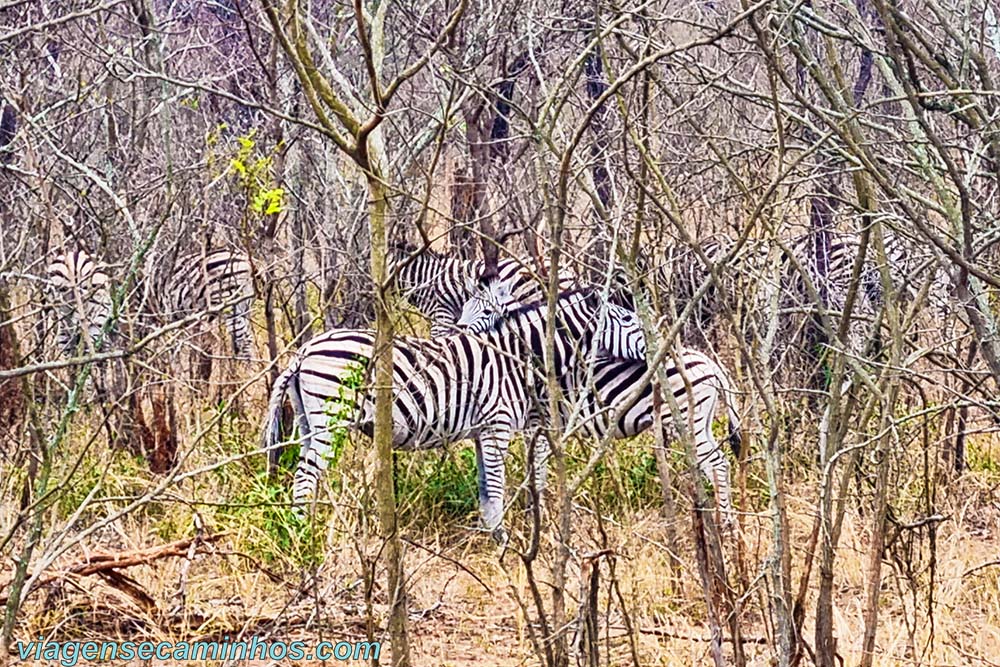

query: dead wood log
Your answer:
[0,533,225,607]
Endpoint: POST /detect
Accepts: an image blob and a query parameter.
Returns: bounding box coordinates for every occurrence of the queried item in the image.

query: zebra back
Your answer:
[164,248,253,315]
[160,248,255,358]
[467,288,648,364]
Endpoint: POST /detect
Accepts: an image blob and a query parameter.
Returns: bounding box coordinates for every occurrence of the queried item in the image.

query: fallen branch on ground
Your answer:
[609,624,769,644]
[0,533,226,607]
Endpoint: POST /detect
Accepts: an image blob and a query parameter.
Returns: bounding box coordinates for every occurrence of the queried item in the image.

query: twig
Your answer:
[402,537,492,594]
[607,625,769,644]
[962,559,1000,578]
[890,514,950,530]
[98,569,157,614]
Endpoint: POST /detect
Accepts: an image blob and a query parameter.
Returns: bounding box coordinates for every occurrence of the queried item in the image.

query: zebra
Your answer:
[657,227,951,359]
[159,248,255,359]
[262,290,648,539]
[458,275,744,527]
[43,248,126,441]
[577,352,742,524]
[653,235,732,328]
[388,244,577,336]
[652,233,818,349]
[46,246,256,360]
[654,226,952,465]
[45,248,114,355]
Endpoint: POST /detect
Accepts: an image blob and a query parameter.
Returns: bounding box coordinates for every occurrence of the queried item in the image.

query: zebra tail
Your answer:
[714,358,743,460]
[263,362,298,473]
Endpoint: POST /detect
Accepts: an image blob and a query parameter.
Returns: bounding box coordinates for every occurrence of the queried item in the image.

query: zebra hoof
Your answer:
[491,526,509,546]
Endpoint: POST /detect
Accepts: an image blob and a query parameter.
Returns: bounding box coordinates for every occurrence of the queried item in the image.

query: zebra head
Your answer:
[597,302,648,360]
[594,301,646,361]
[457,274,516,333]
[461,279,648,361]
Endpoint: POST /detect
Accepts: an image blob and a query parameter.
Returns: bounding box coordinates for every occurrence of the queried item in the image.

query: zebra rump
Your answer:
[46,248,113,354]
[162,248,255,359]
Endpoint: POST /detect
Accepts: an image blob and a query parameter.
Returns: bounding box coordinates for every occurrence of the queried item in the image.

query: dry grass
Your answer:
[3,393,1000,667]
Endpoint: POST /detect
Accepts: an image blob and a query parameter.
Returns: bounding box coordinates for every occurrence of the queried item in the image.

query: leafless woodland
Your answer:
[2,0,1000,665]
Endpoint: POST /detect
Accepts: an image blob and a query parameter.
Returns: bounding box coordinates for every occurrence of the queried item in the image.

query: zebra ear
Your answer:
[495,280,512,302]
[479,265,499,285]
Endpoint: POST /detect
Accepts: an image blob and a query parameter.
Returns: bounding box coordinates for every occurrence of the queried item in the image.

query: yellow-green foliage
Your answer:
[968,435,1000,480]
[577,433,663,514]
[393,299,432,338]
[213,471,325,568]
[206,126,285,220]
[230,132,285,216]
[394,448,481,525]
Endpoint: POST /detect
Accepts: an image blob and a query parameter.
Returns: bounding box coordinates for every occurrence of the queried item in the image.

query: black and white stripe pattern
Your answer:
[462,273,744,526]
[162,248,255,359]
[657,227,951,357]
[388,246,576,336]
[654,236,805,352]
[46,248,113,355]
[569,351,742,525]
[45,246,255,362]
[654,235,735,333]
[263,290,647,536]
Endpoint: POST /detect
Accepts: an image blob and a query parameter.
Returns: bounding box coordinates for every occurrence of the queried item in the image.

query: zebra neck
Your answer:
[392,253,484,316]
[485,307,589,373]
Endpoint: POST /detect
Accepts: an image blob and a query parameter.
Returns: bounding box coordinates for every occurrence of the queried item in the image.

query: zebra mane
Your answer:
[479,288,599,332]
[388,239,451,261]
[479,263,500,283]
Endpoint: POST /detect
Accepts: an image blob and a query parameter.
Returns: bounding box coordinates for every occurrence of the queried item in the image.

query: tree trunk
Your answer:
[368,173,411,667]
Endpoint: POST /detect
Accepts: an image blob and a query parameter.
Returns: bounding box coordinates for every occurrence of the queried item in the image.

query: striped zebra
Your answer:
[763,226,951,361]
[653,235,732,331]
[160,248,255,359]
[576,353,742,524]
[263,290,647,538]
[657,227,950,358]
[45,248,114,355]
[388,245,576,336]
[656,226,952,468]
[459,275,744,527]
[653,235,834,356]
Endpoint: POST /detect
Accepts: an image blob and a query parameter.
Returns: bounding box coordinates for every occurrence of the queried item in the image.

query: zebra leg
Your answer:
[691,387,736,531]
[227,299,252,359]
[292,426,338,514]
[55,310,79,356]
[523,427,551,519]
[475,429,512,543]
[290,384,336,513]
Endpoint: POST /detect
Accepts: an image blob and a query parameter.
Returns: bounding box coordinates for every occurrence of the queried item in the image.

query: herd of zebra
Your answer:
[41,224,954,540]
[46,246,254,362]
